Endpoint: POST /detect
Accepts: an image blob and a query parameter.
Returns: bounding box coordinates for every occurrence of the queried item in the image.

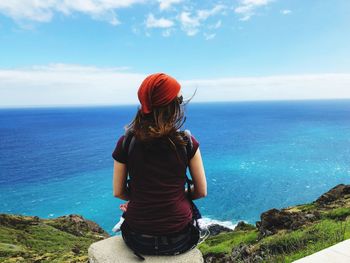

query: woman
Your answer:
[112,73,207,260]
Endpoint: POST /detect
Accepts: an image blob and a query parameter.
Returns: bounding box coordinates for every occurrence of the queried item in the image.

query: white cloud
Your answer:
[235,0,273,21]
[0,0,281,35]
[178,12,200,36]
[197,5,225,20]
[0,0,283,35]
[0,64,145,107]
[182,74,350,102]
[204,32,216,40]
[281,9,292,15]
[179,4,225,36]
[1,64,350,107]
[239,15,251,21]
[158,0,183,11]
[0,0,144,25]
[146,14,174,28]
[208,20,222,30]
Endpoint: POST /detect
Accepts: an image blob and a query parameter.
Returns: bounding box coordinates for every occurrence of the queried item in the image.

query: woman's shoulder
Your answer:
[119,128,136,145]
[179,130,200,160]
[180,129,199,144]
[112,134,127,163]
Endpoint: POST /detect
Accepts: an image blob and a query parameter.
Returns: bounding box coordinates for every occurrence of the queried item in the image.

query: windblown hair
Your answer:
[124,96,192,149]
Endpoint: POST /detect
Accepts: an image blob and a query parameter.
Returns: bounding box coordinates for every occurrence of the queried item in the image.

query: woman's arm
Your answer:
[113,160,130,201]
[187,147,207,200]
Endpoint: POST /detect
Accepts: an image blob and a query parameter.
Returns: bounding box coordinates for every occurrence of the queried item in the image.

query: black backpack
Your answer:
[120,129,200,260]
[121,129,195,200]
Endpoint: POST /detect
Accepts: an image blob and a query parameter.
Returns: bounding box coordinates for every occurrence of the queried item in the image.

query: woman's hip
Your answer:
[120,219,200,256]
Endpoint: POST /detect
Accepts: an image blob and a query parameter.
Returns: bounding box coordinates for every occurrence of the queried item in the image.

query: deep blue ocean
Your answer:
[1,99,350,235]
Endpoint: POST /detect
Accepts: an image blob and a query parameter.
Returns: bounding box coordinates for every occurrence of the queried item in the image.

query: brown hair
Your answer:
[124,94,195,152]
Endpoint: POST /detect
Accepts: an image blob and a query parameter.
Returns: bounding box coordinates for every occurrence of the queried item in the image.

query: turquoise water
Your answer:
[1,100,350,235]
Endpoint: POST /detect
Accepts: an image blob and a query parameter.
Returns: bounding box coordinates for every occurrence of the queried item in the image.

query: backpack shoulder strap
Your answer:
[183,129,193,161]
[121,129,135,193]
[182,129,195,199]
[122,129,136,157]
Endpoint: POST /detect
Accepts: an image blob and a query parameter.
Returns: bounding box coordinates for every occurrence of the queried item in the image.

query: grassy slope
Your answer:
[198,205,350,262]
[0,215,106,263]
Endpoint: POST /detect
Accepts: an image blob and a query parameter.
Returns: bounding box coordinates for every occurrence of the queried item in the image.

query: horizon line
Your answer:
[1,97,350,110]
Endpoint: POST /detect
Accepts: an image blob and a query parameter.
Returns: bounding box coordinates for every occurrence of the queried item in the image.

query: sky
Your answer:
[0,0,350,107]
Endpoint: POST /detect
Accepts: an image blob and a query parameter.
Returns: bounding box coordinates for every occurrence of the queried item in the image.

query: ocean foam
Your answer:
[200,217,242,230]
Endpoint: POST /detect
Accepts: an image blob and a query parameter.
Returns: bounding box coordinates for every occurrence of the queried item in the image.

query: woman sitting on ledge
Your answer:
[112,73,208,260]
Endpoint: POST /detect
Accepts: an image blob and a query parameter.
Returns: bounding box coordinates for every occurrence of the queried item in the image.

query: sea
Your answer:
[1,99,350,236]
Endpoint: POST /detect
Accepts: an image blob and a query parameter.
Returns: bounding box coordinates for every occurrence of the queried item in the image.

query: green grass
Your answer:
[321,207,350,220]
[282,219,350,262]
[198,229,259,254]
[295,203,317,212]
[199,218,350,263]
[259,219,348,260]
[0,221,95,262]
[0,242,26,257]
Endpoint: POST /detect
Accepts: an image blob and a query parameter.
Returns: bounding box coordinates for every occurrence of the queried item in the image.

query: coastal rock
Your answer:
[305,213,317,220]
[256,209,308,236]
[231,244,263,263]
[0,214,40,229]
[204,252,231,263]
[0,213,107,262]
[198,184,350,262]
[254,185,350,237]
[204,244,264,263]
[316,184,350,205]
[207,223,233,236]
[44,214,109,238]
[231,244,251,259]
[234,221,256,232]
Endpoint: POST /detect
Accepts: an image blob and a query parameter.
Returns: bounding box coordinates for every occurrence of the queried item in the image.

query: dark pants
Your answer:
[121,218,199,257]
[120,200,201,258]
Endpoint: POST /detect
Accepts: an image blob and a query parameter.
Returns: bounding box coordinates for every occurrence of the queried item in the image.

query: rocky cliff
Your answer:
[199,184,350,262]
[0,214,109,262]
[1,184,349,262]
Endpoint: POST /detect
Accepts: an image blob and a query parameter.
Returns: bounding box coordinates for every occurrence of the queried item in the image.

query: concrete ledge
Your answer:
[293,239,350,263]
[88,236,204,263]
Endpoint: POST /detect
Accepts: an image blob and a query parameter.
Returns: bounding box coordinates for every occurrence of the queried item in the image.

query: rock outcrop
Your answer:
[0,214,40,228]
[256,208,316,237]
[88,236,204,263]
[43,214,108,238]
[316,184,350,206]
[0,213,109,262]
[234,221,256,232]
[254,184,350,237]
[201,183,350,263]
[207,223,233,236]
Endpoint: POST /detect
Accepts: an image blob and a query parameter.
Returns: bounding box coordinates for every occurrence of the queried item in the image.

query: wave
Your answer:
[200,216,241,230]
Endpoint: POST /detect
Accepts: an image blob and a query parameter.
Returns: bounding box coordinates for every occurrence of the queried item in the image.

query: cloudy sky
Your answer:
[0,0,350,107]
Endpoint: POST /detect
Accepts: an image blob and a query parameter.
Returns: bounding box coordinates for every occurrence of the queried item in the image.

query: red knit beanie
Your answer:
[137,73,181,114]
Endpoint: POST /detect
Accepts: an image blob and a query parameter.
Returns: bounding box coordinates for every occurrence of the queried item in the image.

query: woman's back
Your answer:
[112,72,207,257]
[113,133,200,235]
